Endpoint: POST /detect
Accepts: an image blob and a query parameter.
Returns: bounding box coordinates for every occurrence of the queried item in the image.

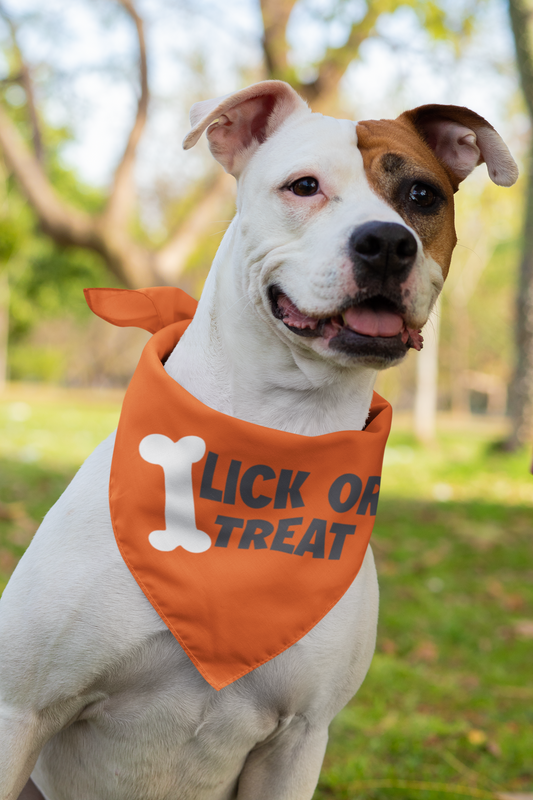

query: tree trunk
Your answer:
[507,137,533,445]
[507,0,533,448]
[447,228,492,416]
[450,296,470,415]
[414,297,441,443]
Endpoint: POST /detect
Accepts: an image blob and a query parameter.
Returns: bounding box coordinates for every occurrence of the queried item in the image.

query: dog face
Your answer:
[234,112,449,368]
[184,81,517,370]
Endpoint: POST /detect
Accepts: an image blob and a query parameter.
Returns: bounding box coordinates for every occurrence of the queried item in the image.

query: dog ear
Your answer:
[399,104,518,188]
[182,80,308,176]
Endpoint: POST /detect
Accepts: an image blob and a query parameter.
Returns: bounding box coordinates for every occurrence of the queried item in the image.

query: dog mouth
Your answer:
[269,287,423,357]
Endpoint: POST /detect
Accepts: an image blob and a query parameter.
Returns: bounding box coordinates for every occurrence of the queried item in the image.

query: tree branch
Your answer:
[260,0,299,81]
[0,102,159,287]
[0,3,44,163]
[155,172,234,281]
[0,103,93,245]
[259,0,381,109]
[299,6,381,105]
[102,0,149,230]
[508,0,533,119]
[0,0,171,289]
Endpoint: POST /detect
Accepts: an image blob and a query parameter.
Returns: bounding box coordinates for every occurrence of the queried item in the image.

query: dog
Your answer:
[0,80,517,800]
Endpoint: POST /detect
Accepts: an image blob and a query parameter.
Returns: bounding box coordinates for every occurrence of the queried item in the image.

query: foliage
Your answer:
[0,77,116,381]
[0,212,18,264]
[8,244,113,342]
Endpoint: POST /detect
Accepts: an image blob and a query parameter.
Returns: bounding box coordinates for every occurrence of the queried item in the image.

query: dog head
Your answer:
[184,80,518,370]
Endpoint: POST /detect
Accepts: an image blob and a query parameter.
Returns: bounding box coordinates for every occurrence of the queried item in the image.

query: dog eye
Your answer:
[409,182,437,208]
[290,177,319,196]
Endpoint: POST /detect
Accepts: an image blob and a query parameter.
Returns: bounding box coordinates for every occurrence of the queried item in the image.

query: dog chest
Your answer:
[32,554,378,800]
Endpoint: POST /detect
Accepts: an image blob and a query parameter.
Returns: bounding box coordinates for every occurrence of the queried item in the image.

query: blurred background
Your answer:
[0,1,531,798]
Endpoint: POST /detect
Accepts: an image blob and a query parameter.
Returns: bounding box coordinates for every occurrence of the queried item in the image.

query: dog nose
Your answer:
[349,221,417,280]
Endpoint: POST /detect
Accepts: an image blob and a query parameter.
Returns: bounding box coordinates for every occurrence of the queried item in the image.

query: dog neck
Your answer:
[165,223,378,436]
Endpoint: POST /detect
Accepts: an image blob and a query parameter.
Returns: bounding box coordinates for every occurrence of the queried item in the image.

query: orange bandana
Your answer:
[85,287,392,690]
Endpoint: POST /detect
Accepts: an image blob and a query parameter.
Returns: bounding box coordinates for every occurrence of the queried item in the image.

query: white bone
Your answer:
[139,434,212,553]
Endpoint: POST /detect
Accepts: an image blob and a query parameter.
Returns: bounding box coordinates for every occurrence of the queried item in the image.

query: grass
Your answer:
[316,417,533,800]
[0,383,123,591]
[0,384,531,800]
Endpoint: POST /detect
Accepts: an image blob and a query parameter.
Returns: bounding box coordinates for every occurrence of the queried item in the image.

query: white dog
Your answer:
[0,81,517,800]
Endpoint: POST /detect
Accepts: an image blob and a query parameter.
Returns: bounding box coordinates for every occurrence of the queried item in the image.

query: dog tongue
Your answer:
[343,306,404,338]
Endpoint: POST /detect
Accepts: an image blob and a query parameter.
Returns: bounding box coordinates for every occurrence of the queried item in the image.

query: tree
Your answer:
[507,0,533,448]
[0,0,236,288]
[413,297,441,442]
[0,0,477,290]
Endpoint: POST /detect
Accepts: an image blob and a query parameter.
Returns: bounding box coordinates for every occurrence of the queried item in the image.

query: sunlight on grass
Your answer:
[0,383,123,469]
[383,413,533,507]
[0,384,123,594]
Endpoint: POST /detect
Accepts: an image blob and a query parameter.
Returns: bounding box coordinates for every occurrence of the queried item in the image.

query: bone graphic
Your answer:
[139,434,212,553]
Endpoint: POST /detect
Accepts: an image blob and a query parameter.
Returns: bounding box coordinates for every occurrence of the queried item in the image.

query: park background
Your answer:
[0,1,532,799]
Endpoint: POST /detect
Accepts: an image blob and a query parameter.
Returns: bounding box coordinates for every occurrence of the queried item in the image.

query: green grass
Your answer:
[0,386,531,799]
[316,418,533,800]
[0,384,122,592]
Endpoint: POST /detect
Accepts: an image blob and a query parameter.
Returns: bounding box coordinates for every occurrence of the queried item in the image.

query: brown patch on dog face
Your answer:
[356,117,458,277]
